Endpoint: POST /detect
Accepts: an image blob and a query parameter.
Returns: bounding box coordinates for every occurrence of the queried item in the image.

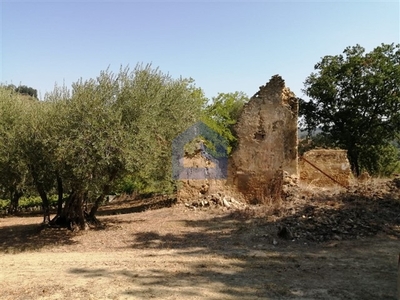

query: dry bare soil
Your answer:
[0,181,399,300]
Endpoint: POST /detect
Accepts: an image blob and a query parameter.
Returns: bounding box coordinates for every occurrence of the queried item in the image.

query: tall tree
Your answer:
[300,43,400,176]
[0,65,206,227]
[46,72,129,229]
[41,64,205,229]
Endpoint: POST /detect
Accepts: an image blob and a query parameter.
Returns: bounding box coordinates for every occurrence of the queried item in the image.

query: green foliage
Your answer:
[114,174,144,195]
[15,85,38,99]
[0,196,58,210]
[359,143,400,177]
[0,88,30,200]
[114,175,136,195]
[114,64,206,194]
[201,92,248,153]
[0,200,9,210]
[301,43,400,176]
[19,195,58,209]
[37,64,205,199]
[51,72,128,194]
[183,137,204,157]
[0,64,248,216]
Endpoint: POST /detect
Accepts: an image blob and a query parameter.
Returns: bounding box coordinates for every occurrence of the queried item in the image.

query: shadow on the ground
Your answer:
[0,196,177,253]
[131,214,264,253]
[117,190,400,299]
[0,222,77,253]
[4,187,400,299]
[67,234,398,300]
[62,189,400,299]
[0,210,57,218]
[96,196,177,216]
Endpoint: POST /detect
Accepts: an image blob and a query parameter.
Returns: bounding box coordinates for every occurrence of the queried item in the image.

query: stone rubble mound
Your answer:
[275,178,400,242]
[184,192,246,210]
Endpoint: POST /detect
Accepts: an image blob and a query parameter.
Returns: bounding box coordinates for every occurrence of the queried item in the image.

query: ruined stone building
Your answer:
[176,76,353,205]
[228,75,298,203]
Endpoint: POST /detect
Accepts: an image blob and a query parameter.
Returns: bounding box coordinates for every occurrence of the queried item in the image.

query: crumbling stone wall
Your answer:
[299,149,352,188]
[177,151,223,201]
[228,75,298,204]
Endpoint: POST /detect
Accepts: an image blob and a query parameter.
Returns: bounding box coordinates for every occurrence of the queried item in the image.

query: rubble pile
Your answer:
[184,193,246,210]
[276,178,400,242]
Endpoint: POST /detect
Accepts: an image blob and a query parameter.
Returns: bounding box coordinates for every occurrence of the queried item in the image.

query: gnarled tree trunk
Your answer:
[60,191,87,231]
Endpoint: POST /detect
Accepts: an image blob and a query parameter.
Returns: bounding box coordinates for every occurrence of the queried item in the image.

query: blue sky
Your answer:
[1,1,399,100]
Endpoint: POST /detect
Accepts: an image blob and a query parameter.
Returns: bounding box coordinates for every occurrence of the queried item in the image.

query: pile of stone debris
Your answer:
[275,177,400,242]
[184,193,246,210]
[182,177,400,243]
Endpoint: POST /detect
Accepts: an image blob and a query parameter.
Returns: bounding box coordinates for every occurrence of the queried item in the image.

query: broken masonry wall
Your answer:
[177,150,224,201]
[299,149,352,188]
[228,75,299,204]
[174,122,231,204]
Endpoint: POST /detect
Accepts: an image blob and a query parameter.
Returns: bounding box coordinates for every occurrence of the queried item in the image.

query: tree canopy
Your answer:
[0,65,207,228]
[300,43,400,176]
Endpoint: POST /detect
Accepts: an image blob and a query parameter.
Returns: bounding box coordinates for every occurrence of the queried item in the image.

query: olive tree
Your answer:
[41,64,205,229]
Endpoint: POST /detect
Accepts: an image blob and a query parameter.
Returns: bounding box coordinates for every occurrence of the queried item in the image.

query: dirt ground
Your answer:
[0,181,399,300]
